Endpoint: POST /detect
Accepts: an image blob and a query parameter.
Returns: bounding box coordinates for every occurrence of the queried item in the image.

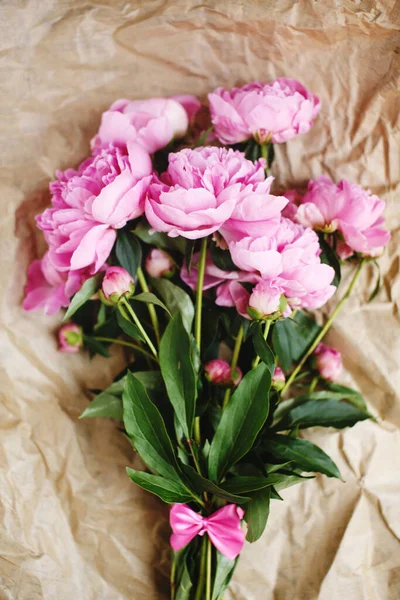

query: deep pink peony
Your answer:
[314,343,342,381]
[146,147,271,240]
[204,359,242,386]
[296,176,390,256]
[92,96,200,154]
[208,78,321,145]
[228,218,336,310]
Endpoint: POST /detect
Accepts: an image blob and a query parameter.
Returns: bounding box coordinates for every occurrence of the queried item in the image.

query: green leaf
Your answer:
[83,335,110,358]
[132,291,171,315]
[368,260,381,302]
[222,473,304,494]
[263,434,341,478]
[324,382,368,411]
[211,553,238,600]
[126,468,193,503]
[116,230,142,278]
[252,322,275,376]
[133,220,186,254]
[185,240,196,273]
[159,314,197,438]
[274,389,369,422]
[195,126,213,147]
[318,233,341,287]
[274,398,370,431]
[175,556,193,600]
[208,364,271,482]
[63,273,103,321]
[116,309,145,341]
[210,243,239,272]
[122,372,179,479]
[179,463,250,504]
[80,391,123,419]
[244,487,271,542]
[273,471,314,491]
[151,278,194,333]
[133,370,165,391]
[272,311,321,372]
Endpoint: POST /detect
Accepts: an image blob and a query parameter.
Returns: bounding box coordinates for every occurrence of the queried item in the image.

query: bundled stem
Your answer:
[222,324,244,410]
[281,259,366,395]
[120,297,158,359]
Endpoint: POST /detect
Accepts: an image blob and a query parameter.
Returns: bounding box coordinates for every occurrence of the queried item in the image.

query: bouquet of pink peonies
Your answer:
[23,79,390,599]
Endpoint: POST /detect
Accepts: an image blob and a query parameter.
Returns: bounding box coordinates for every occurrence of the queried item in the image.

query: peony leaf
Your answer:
[126,468,194,504]
[151,278,195,333]
[116,230,142,279]
[63,273,103,321]
[244,487,271,543]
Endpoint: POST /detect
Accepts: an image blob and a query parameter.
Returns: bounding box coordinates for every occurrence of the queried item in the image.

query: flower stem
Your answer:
[93,336,158,364]
[206,537,212,600]
[260,142,270,173]
[194,535,208,600]
[170,552,176,600]
[194,237,208,446]
[252,320,271,368]
[120,297,158,359]
[281,259,366,396]
[222,324,244,410]
[136,267,161,346]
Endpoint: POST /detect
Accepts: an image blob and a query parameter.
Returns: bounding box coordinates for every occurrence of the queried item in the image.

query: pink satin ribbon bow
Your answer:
[170,503,245,560]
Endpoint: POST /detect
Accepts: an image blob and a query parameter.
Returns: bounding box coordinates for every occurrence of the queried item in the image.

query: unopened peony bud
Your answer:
[58,323,83,353]
[101,266,135,305]
[247,280,285,320]
[145,249,175,278]
[272,366,286,390]
[204,359,242,387]
[314,343,342,381]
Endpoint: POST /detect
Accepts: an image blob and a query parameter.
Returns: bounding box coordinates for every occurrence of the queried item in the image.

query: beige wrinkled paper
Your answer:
[1,1,400,598]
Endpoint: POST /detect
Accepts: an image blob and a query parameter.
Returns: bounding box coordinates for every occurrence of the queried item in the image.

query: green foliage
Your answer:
[244,487,271,542]
[272,311,321,371]
[151,278,194,333]
[63,273,103,321]
[116,230,142,278]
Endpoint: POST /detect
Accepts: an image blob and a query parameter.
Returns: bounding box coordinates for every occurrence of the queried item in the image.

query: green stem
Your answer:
[206,537,212,600]
[222,324,244,410]
[252,320,271,368]
[260,142,270,173]
[195,237,208,352]
[281,259,366,396]
[136,267,161,346]
[194,536,208,600]
[93,336,158,364]
[120,297,158,359]
[309,376,319,393]
[170,552,176,600]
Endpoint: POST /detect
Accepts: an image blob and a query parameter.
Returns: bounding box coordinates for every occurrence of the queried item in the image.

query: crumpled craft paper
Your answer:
[1,1,400,598]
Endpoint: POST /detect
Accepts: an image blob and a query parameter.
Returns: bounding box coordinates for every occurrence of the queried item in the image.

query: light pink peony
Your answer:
[92,96,200,154]
[145,249,175,278]
[204,359,242,386]
[101,266,135,304]
[229,218,336,310]
[219,175,288,243]
[146,147,269,240]
[58,323,83,353]
[314,343,342,381]
[208,78,321,145]
[248,280,283,319]
[281,189,303,220]
[296,176,390,256]
[181,251,241,291]
[215,275,259,319]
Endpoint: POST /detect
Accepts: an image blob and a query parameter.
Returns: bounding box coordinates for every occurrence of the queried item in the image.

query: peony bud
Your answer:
[247,280,285,320]
[272,366,286,390]
[101,266,135,305]
[145,249,175,279]
[58,323,83,353]
[204,359,242,387]
[314,343,342,381]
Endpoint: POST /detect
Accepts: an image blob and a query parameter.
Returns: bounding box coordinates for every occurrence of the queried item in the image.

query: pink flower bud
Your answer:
[58,323,83,353]
[272,366,286,390]
[145,249,175,278]
[314,343,342,381]
[101,266,135,304]
[204,359,242,387]
[247,280,285,320]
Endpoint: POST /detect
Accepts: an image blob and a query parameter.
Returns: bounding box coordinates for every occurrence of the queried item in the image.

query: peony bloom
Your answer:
[247,280,284,320]
[229,218,336,310]
[145,249,175,279]
[146,146,270,240]
[204,359,242,386]
[219,175,288,243]
[58,323,83,353]
[101,266,135,304]
[181,251,241,291]
[208,78,321,145]
[272,366,286,390]
[314,343,342,381]
[282,189,303,220]
[296,176,390,256]
[91,96,200,154]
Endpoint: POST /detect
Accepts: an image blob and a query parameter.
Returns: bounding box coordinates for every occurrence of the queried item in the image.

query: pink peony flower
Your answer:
[23,253,87,315]
[92,96,199,154]
[145,249,175,278]
[314,343,342,381]
[281,189,303,220]
[229,218,336,310]
[37,143,152,276]
[181,251,241,291]
[247,279,284,319]
[215,276,259,320]
[101,266,135,304]
[272,366,286,390]
[146,146,267,240]
[296,176,390,256]
[219,175,288,243]
[208,78,321,145]
[58,323,83,353]
[204,359,242,386]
